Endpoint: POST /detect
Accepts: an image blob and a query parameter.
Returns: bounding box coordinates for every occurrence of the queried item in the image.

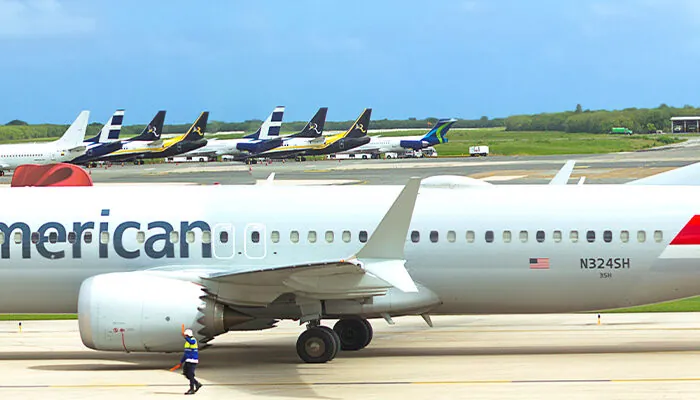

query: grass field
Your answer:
[369,128,687,156]
[0,314,77,321]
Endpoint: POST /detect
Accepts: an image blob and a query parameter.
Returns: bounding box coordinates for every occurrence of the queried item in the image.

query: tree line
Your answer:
[505,104,699,133]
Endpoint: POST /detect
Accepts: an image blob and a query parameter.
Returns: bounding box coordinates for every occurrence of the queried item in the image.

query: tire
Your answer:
[296,327,339,363]
[362,155,368,159]
[333,318,372,351]
[317,326,341,359]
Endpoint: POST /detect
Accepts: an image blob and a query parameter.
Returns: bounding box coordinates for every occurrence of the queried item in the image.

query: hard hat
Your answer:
[184,329,193,337]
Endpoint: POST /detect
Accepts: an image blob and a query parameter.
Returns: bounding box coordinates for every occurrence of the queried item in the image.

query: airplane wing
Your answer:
[67,145,87,153]
[549,160,575,185]
[626,161,700,185]
[201,178,422,307]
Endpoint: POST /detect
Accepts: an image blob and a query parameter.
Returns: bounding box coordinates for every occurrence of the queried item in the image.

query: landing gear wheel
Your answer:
[317,326,341,359]
[296,326,339,363]
[333,318,372,351]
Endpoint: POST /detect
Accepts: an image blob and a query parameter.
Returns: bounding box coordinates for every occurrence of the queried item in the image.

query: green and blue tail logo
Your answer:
[422,118,456,145]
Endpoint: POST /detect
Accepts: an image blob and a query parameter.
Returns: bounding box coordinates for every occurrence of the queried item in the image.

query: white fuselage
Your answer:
[182,139,246,158]
[0,142,84,170]
[343,136,423,155]
[0,183,699,315]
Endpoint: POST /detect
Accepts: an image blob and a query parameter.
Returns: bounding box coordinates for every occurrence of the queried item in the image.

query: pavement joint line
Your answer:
[2,377,700,389]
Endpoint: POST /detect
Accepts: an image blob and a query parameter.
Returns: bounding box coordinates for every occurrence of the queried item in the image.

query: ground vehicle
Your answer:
[611,127,633,135]
[327,153,377,160]
[469,145,489,157]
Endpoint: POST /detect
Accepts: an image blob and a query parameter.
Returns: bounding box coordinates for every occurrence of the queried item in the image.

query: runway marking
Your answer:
[2,377,700,390]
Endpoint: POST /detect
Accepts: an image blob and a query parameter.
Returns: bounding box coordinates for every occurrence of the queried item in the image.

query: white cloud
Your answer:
[0,0,96,37]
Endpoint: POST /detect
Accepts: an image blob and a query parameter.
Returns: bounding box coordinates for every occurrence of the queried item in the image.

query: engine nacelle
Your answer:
[78,272,249,352]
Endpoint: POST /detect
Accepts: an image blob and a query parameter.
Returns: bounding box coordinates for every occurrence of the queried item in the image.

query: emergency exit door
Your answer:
[244,223,266,259]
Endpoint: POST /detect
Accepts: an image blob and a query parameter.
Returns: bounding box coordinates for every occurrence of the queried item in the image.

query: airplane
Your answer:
[254,108,371,161]
[179,106,286,161]
[70,110,125,165]
[2,166,700,365]
[340,118,456,158]
[98,112,208,164]
[0,111,89,176]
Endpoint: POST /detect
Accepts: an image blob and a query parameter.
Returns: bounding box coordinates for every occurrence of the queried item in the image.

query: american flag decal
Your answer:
[529,258,550,269]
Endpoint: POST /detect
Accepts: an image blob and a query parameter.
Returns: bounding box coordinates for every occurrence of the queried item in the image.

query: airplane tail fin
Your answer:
[291,107,328,138]
[245,106,284,139]
[131,111,166,141]
[182,112,209,141]
[85,109,124,143]
[421,118,456,145]
[345,108,372,138]
[56,111,90,148]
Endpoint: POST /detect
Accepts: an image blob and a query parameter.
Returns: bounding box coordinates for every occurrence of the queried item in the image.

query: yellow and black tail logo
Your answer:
[193,127,203,137]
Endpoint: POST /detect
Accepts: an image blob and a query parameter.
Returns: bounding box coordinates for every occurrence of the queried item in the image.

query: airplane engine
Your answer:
[78,272,250,352]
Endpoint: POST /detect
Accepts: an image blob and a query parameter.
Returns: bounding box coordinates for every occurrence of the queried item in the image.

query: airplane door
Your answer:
[244,223,266,259]
[213,223,234,259]
[51,151,57,161]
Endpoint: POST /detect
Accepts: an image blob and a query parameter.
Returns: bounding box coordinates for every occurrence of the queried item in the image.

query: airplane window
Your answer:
[31,232,40,244]
[49,232,58,244]
[271,231,280,243]
[100,232,110,245]
[553,230,562,243]
[485,231,494,243]
[519,230,528,243]
[502,230,511,243]
[586,231,595,243]
[430,231,439,243]
[0,232,3,245]
[186,231,195,244]
[67,232,76,244]
[411,230,420,243]
[82,231,92,244]
[137,231,146,244]
[342,230,351,243]
[570,230,579,243]
[325,231,334,243]
[654,230,663,243]
[13,232,21,244]
[620,230,629,243]
[169,231,179,244]
[603,230,612,243]
[466,230,475,243]
[536,230,545,243]
[219,231,229,244]
[359,230,368,243]
[637,230,646,243]
[290,230,299,243]
[308,231,317,243]
[202,231,211,244]
[447,230,456,243]
[252,231,260,243]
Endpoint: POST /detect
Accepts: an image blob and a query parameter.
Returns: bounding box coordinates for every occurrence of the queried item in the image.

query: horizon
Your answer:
[1,1,699,124]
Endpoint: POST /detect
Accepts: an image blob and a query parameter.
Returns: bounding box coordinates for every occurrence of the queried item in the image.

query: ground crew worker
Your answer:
[181,329,202,395]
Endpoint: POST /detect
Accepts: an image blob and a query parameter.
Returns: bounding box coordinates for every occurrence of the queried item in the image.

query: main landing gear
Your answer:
[295,318,374,363]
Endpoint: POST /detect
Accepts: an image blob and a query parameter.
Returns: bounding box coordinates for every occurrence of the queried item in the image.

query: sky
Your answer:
[0,0,699,124]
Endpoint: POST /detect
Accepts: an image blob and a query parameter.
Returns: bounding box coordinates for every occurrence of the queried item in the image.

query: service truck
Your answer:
[611,127,633,135]
[469,145,489,157]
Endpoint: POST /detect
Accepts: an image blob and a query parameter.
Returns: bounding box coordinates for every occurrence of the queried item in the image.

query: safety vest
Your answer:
[182,337,199,363]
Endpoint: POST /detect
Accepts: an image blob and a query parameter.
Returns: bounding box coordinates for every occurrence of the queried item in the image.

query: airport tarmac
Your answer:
[2,313,700,399]
[50,143,700,186]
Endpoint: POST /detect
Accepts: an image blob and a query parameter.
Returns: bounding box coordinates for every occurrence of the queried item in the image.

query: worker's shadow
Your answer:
[20,341,332,399]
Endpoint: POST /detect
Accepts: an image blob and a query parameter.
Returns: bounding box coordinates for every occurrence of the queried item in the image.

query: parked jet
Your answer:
[255,108,370,160]
[0,111,89,176]
[1,168,700,364]
[70,110,125,165]
[180,106,286,161]
[99,112,208,164]
[341,118,456,157]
